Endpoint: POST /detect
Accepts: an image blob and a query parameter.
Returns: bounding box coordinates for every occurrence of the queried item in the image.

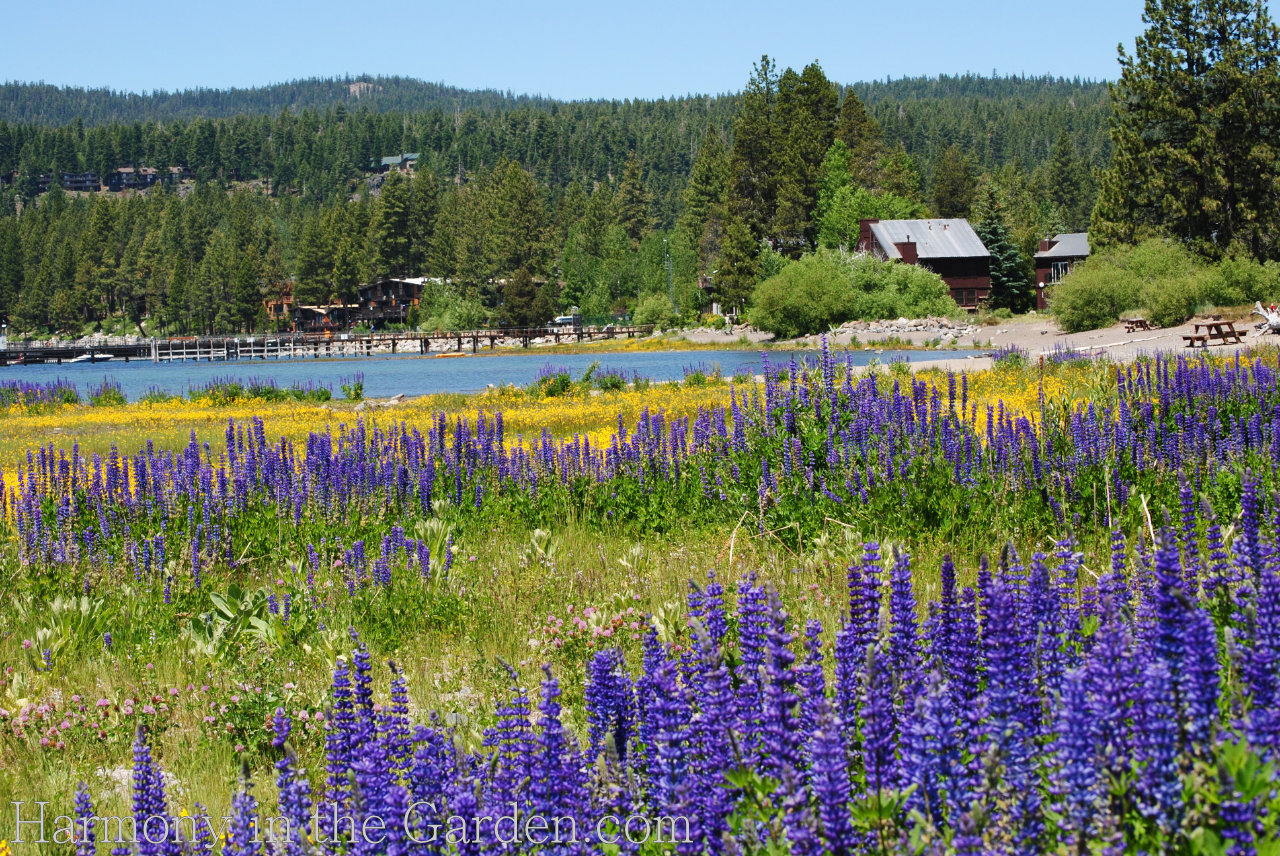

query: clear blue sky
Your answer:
[4,1,1159,98]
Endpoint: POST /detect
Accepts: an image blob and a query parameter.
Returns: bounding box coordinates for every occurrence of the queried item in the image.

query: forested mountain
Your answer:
[0,77,572,125]
[0,67,1107,335]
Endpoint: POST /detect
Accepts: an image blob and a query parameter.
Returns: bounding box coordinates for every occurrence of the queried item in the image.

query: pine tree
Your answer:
[771,62,838,255]
[716,215,760,312]
[1045,131,1092,231]
[0,220,22,322]
[677,127,730,252]
[932,145,976,218]
[973,184,1033,312]
[1093,0,1280,258]
[372,171,412,278]
[728,56,781,239]
[615,153,655,246]
[836,90,881,187]
[501,266,539,326]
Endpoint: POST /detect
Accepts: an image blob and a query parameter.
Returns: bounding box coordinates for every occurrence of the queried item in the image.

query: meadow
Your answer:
[0,343,1278,855]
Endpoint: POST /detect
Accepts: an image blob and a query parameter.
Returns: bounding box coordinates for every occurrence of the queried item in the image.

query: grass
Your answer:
[0,346,1272,852]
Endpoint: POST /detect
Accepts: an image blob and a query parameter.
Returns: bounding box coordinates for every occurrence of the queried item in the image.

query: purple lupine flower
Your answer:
[761,592,801,781]
[860,644,898,795]
[1053,669,1099,844]
[887,547,920,690]
[808,699,855,856]
[272,708,313,856]
[223,776,265,856]
[901,670,960,824]
[1178,605,1220,750]
[74,781,96,856]
[585,649,633,764]
[189,803,215,856]
[1135,659,1182,834]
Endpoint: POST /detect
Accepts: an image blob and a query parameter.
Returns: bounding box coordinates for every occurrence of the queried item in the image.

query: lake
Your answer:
[0,348,983,400]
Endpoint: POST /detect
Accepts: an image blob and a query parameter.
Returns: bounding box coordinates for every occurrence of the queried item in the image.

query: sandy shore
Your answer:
[680,314,1273,369]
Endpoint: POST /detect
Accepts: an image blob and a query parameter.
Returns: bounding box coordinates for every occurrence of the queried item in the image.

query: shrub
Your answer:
[1051,239,1278,332]
[750,249,959,338]
[88,378,127,407]
[992,343,1029,365]
[529,363,572,397]
[139,386,176,404]
[699,313,727,330]
[633,293,679,329]
[340,374,364,402]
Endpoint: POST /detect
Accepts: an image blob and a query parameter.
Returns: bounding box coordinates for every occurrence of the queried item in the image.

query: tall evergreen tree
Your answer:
[1093,0,1280,258]
[835,90,882,187]
[771,62,838,255]
[933,145,976,218]
[615,153,655,246]
[1045,130,1092,231]
[500,266,539,326]
[371,171,412,278]
[728,56,781,239]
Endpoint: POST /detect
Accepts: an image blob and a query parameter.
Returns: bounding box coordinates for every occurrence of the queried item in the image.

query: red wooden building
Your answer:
[858,218,991,310]
[1034,233,1090,310]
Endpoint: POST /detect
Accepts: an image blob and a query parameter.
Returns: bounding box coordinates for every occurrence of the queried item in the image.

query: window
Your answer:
[1050,260,1076,284]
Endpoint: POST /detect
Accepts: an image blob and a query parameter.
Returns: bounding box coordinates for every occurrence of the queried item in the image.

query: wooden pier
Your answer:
[2,325,655,365]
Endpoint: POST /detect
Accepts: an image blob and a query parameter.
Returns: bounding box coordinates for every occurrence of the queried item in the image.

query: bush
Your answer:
[699,313,728,330]
[633,293,679,329]
[1051,239,1280,332]
[88,378,127,407]
[340,374,364,401]
[139,386,176,404]
[749,249,959,338]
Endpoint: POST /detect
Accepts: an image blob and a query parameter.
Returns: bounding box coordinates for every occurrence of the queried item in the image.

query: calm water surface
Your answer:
[1,348,982,400]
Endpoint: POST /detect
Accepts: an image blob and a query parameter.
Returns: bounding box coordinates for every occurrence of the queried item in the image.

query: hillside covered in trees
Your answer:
[0,68,1107,335]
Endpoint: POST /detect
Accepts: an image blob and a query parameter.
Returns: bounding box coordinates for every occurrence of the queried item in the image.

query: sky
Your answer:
[2,0,1157,99]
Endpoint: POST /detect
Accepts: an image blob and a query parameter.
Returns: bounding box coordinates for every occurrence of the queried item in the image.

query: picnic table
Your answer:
[1124,318,1154,332]
[1184,320,1247,348]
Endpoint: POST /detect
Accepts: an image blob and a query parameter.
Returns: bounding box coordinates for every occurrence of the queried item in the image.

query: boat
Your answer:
[69,353,113,363]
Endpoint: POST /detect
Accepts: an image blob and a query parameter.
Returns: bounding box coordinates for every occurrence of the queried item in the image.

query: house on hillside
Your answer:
[61,172,100,192]
[1034,233,1090,310]
[108,167,164,192]
[264,286,296,325]
[368,153,420,174]
[357,276,438,325]
[294,304,358,333]
[858,218,991,310]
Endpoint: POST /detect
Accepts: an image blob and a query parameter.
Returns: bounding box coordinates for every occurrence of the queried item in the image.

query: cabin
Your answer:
[294,304,358,333]
[108,167,164,192]
[368,153,420,174]
[263,287,296,325]
[356,276,433,325]
[61,172,100,192]
[1034,233,1090,310]
[858,218,992,310]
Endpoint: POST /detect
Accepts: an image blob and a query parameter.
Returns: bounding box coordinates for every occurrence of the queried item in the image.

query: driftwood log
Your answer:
[1252,302,1280,335]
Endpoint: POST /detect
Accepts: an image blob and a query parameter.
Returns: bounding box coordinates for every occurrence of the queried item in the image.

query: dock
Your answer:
[2,325,656,365]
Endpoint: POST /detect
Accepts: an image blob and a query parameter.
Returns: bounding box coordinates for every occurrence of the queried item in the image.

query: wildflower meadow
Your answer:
[2,342,1280,854]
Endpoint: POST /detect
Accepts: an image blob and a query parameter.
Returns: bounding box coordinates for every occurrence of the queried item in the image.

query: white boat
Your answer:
[69,353,112,363]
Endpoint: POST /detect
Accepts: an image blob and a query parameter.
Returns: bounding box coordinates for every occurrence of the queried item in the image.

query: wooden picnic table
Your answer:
[1185,320,1247,348]
[1124,318,1153,332]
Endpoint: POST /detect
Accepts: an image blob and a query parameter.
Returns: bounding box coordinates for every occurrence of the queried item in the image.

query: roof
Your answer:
[377,153,421,167]
[868,219,989,260]
[1035,233,1090,259]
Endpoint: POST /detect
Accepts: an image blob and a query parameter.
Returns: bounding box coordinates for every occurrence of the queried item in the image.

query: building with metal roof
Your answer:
[858,218,992,311]
[1034,233,1090,310]
[369,153,421,173]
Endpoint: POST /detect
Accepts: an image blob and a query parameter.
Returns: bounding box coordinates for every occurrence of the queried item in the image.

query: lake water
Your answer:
[0,348,983,400]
